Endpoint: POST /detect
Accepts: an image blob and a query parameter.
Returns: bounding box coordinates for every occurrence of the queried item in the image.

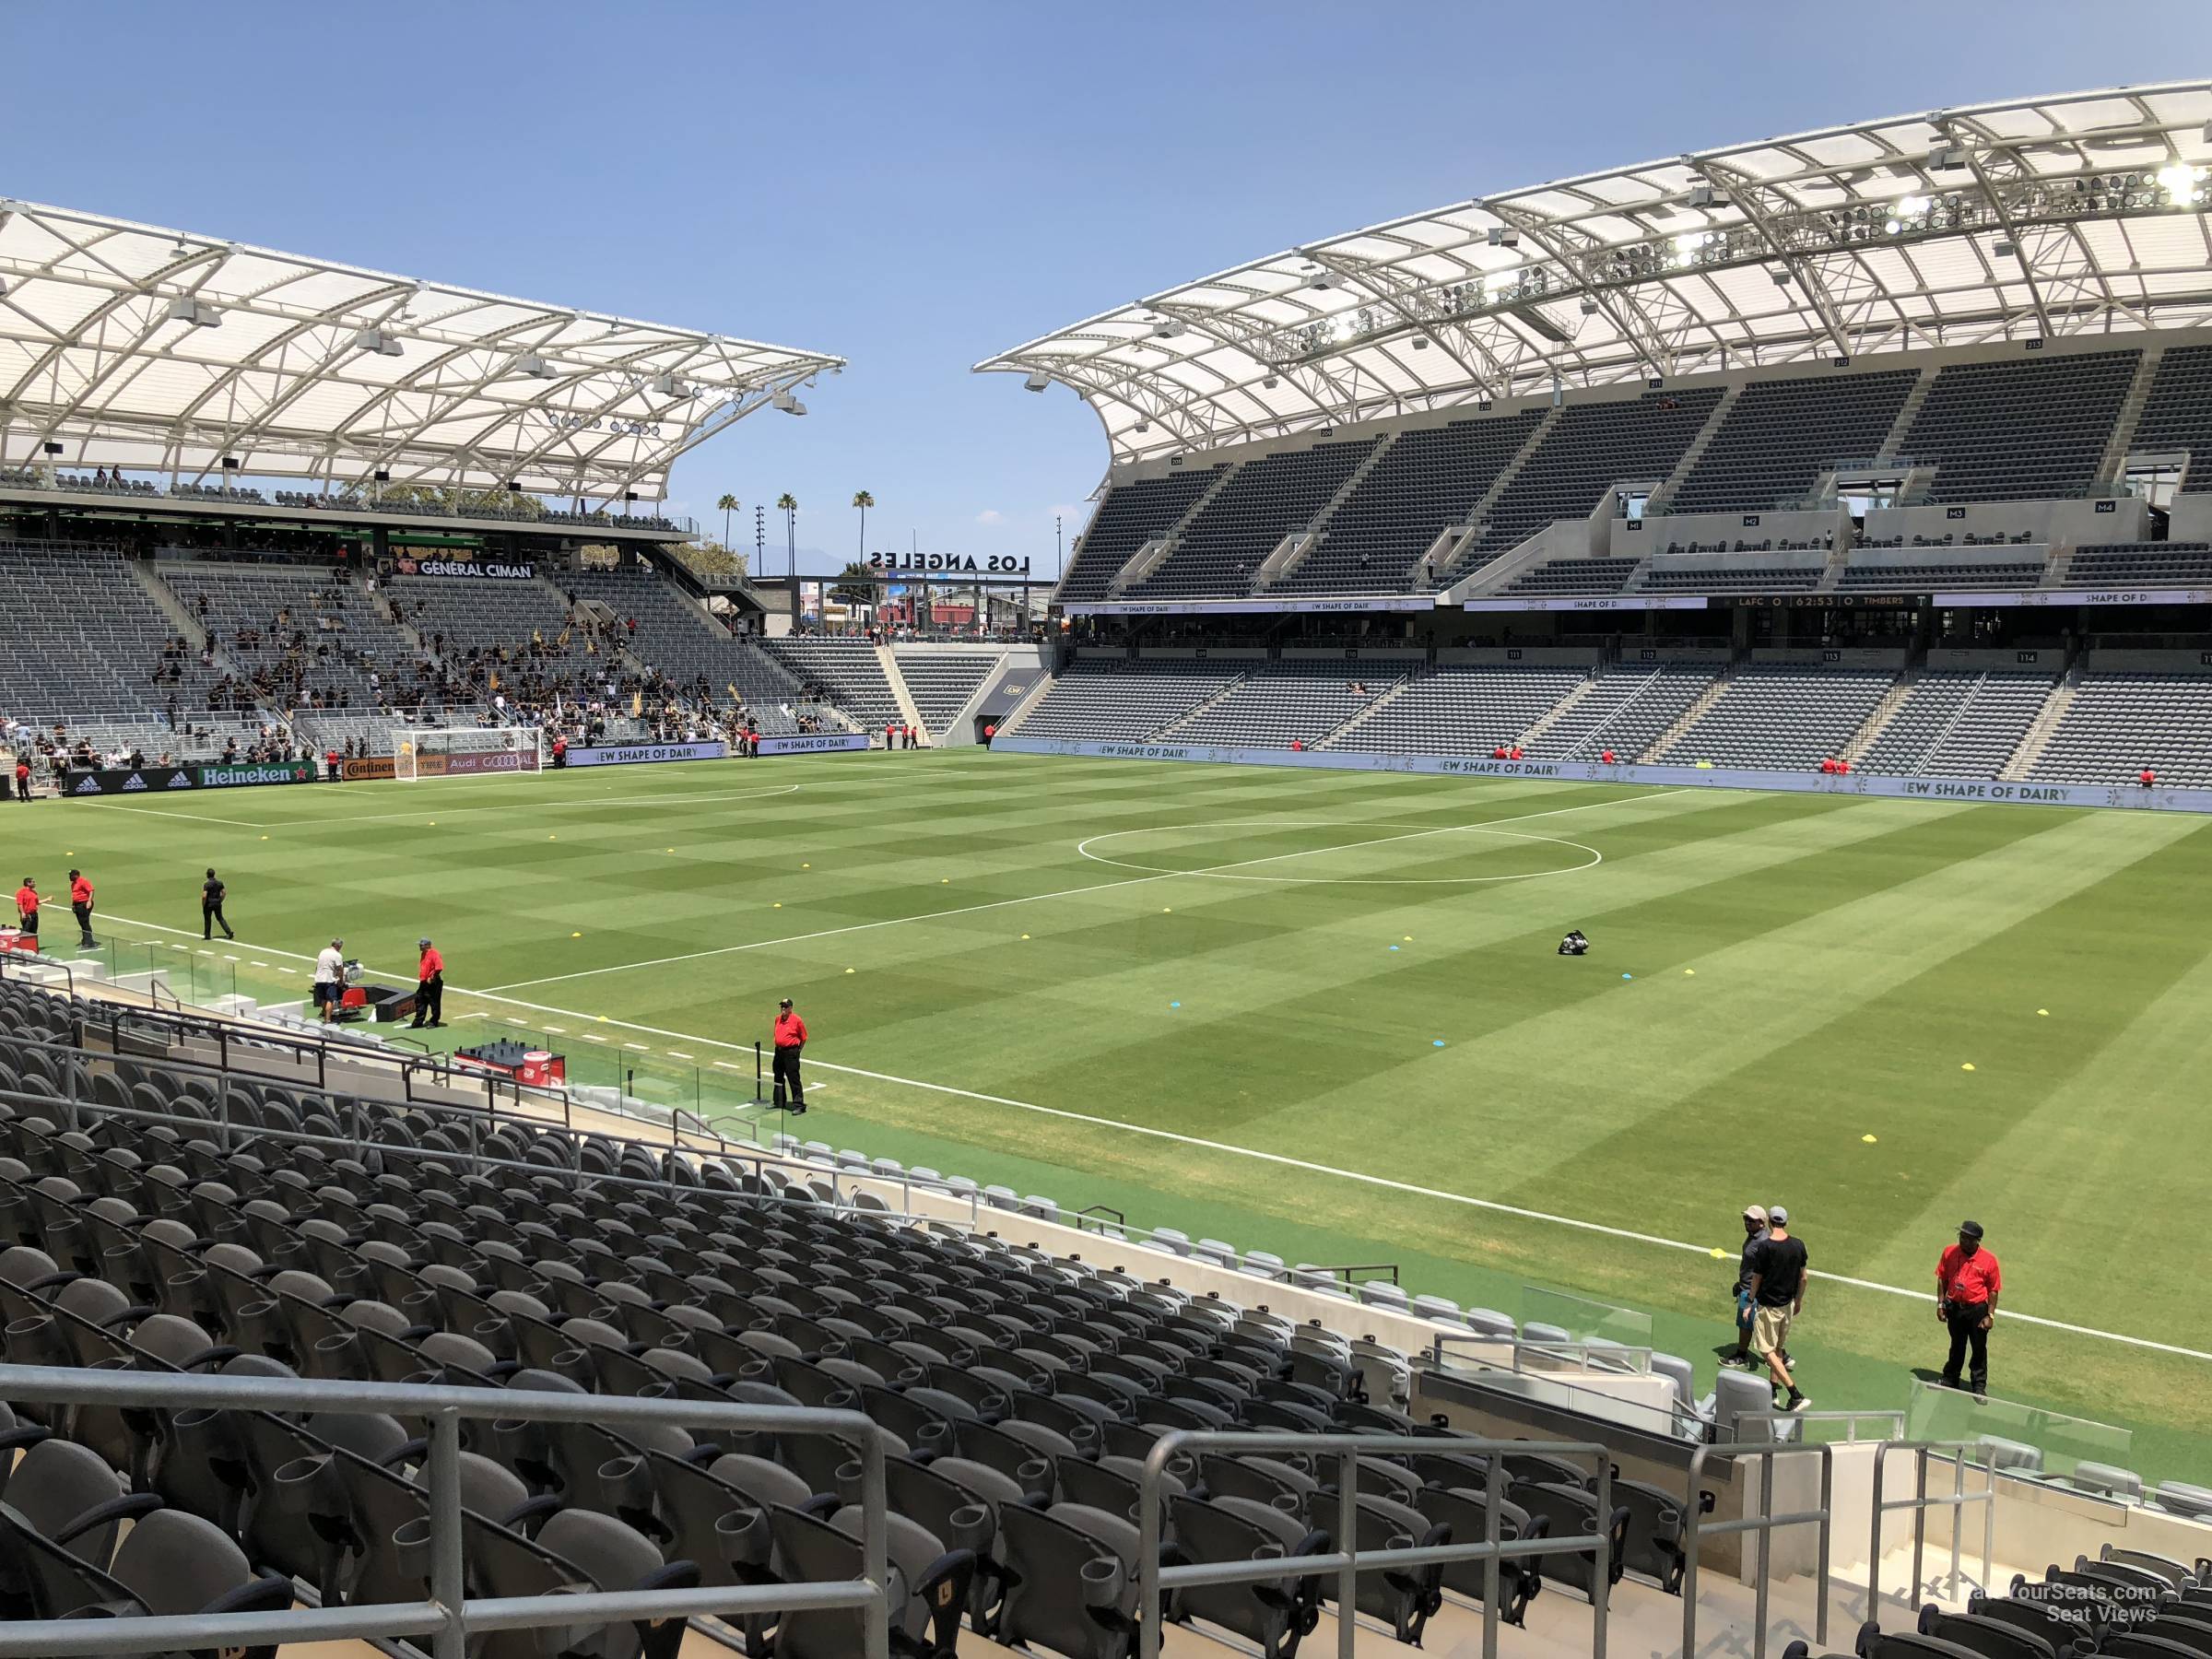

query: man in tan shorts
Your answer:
[1744,1205,1808,1412]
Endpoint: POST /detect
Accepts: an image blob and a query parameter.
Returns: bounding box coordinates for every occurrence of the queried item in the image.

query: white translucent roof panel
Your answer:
[0,200,843,496]
[982,83,2212,461]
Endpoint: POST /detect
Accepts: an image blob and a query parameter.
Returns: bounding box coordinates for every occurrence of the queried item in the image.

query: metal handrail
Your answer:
[1682,1439,1836,1659]
[1869,1440,1997,1622]
[1735,1406,1908,1443]
[1138,1430,1617,1659]
[1430,1329,1658,1377]
[0,1364,892,1659]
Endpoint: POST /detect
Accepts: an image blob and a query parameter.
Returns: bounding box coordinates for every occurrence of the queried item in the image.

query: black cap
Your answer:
[779,997,793,1007]
[1959,1219,1984,1240]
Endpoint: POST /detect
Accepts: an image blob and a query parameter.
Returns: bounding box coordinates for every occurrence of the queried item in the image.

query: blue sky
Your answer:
[5,1,2207,576]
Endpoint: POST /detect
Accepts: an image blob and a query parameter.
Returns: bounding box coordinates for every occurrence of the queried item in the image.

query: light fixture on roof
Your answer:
[1262,375,1279,389]
[1580,297,1600,315]
[1305,271,1335,290]
[1149,318,1184,337]
[1022,370,1051,393]
[1931,145,1969,171]
[2156,162,2206,206]
[166,297,223,329]
[1686,184,1718,208]
[771,390,806,416]
[1994,237,2017,258]
[515,353,557,379]
[353,327,403,358]
[649,371,688,398]
[1411,336,1429,350]
[1487,227,1519,248]
[1133,419,1150,433]
[1771,268,1792,286]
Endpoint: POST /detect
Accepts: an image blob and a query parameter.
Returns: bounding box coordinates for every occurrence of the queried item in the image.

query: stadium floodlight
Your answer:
[1580,297,1600,315]
[2156,162,2205,206]
[1133,419,1150,432]
[1305,272,1335,290]
[1931,144,1969,171]
[1772,268,1793,285]
[1487,227,1519,248]
[1022,370,1051,392]
[1411,336,1429,349]
[1994,237,2017,258]
[649,371,688,398]
[771,390,806,416]
[353,327,403,357]
[165,297,223,328]
[1262,375,1279,389]
[1686,184,1718,208]
[514,353,556,380]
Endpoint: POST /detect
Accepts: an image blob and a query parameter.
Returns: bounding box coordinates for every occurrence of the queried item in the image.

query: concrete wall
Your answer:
[1864,497,2153,550]
[1625,507,1852,557]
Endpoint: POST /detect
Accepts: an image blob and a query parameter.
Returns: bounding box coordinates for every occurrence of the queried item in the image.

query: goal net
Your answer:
[392,726,544,782]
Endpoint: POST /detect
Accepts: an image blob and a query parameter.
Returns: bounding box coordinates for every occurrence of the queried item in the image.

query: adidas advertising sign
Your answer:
[63,766,197,796]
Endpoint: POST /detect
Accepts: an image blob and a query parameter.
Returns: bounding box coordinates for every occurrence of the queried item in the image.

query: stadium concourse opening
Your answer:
[8,78,2212,1659]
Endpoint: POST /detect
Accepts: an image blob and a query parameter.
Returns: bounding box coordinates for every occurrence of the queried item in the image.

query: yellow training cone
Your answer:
[571,932,582,938]
[1862,1134,1877,1144]
[2037,1008,2049,1017]
[1021,934,1030,940]
[844,968,854,974]
[1684,969,1696,976]
[772,902,782,909]
[1960,1063,1976,1072]
[1709,1247,1727,1259]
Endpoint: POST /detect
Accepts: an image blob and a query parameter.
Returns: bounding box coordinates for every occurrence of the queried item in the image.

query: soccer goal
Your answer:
[392,725,544,782]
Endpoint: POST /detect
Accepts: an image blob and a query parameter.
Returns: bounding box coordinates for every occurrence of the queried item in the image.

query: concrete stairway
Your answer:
[1641,669,1733,761]
[1147,671,1253,739]
[1516,670,1604,746]
[1841,672,1917,762]
[1999,663,2085,780]
[1430,406,1561,586]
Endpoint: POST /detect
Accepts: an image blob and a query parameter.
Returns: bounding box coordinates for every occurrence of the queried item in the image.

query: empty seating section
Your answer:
[1133,441,1375,597]
[561,567,808,731]
[1523,665,1722,761]
[1055,468,1223,603]
[1838,561,2041,589]
[1461,389,1724,570]
[0,967,1758,1659]
[1667,370,1918,513]
[1017,657,1244,741]
[1860,672,2055,777]
[892,651,1000,733]
[156,561,418,709]
[2066,542,2212,587]
[2133,343,2212,491]
[1172,659,1418,747]
[394,572,576,658]
[758,639,901,729]
[1282,411,1546,593]
[2031,673,2212,786]
[1900,351,2137,503]
[0,547,206,719]
[1640,565,1819,593]
[1503,556,1641,596]
[1326,665,1584,756]
[1655,666,1893,769]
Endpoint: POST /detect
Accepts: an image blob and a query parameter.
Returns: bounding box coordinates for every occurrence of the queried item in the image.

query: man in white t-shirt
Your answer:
[313,936,347,1023]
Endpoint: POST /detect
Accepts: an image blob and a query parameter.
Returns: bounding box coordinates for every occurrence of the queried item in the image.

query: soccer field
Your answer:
[18,748,2212,1477]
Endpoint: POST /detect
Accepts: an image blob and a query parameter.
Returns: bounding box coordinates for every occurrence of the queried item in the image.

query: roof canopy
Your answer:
[980,83,2212,463]
[0,201,842,497]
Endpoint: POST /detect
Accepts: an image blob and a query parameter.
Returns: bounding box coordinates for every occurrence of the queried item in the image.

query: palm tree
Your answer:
[716,493,738,548]
[776,493,799,622]
[851,490,875,562]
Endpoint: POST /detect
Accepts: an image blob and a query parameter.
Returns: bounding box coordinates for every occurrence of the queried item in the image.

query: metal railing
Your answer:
[0,1364,891,1659]
[1682,1439,1836,1659]
[1869,1440,1996,1621]
[1430,1329,1657,1376]
[1737,1406,1908,1443]
[1137,1429,1618,1659]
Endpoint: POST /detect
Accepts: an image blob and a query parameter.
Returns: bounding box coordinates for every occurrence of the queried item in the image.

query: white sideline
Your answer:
[84,899,2212,1365]
[475,788,1688,994]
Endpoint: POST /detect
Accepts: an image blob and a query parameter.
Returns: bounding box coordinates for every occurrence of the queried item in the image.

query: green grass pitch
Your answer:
[17,748,2212,1479]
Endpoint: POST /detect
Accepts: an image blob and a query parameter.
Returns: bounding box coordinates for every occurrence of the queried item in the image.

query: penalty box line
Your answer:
[91,905,2212,1367]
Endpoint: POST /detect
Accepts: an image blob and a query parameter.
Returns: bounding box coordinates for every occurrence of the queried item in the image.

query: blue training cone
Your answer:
[1621,972,1633,980]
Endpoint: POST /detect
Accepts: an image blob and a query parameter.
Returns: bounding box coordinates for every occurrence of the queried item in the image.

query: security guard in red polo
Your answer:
[66,869,96,949]
[410,936,446,1029]
[12,877,36,941]
[771,996,807,1115]
[1936,1219,2002,1399]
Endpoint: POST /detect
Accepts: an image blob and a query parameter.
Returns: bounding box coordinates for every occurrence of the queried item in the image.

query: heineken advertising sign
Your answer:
[196,760,321,788]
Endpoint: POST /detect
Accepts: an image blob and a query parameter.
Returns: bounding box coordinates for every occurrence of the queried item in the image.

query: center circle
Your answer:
[1075,818,1602,886]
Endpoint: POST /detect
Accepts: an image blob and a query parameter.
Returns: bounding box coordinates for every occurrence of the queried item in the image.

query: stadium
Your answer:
[3,65,2212,1659]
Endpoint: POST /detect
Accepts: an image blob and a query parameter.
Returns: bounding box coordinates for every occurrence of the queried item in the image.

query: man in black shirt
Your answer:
[1744,1206,1809,1411]
[1729,1204,1769,1368]
[202,868,233,940]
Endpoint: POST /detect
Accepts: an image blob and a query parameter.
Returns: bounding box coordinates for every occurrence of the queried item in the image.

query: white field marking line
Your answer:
[1075,818,1603,887]
[72,802,265,828]
[477,788,1693,994]
[81,781,806,831]
[428,982,2212,1365]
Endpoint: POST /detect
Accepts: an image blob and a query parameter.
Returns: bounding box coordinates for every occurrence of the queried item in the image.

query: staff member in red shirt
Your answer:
[410,936,445,1029]
[1936,1220,2001,1399]
[771,996,808,1115]
[12,877,36,941]
[66,869,96,949]
[11,758,29,801]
